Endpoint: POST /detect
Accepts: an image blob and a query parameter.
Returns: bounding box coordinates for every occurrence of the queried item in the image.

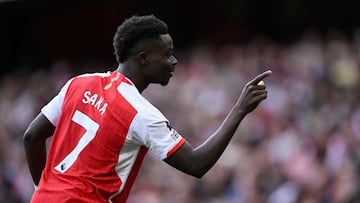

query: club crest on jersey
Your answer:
[82,90,108,115]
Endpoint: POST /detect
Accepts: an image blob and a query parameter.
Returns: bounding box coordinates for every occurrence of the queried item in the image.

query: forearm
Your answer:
[23,113,54,185]
[24,132,47,185]
[193,70,272,173]
[165,70,272,178]
[192,104,246,175]
[165,103,247,178]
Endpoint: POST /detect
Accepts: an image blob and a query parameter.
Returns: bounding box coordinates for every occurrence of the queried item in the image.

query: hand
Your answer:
[236,70,272,114]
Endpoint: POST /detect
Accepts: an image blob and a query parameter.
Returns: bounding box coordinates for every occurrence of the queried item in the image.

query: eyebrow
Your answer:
[167,48,174,53]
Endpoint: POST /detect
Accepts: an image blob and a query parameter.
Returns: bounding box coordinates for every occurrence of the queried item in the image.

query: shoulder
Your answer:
[75,72,111,79]
[117,82,166,121]
[66,72,111,89]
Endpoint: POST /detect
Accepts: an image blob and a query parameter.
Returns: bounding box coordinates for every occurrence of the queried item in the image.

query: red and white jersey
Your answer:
[31,71,186,203]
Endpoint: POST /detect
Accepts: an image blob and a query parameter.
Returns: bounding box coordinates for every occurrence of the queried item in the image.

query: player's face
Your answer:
[144,34,178,86]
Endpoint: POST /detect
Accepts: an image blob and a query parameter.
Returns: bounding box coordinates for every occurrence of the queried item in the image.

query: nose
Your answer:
[171,55,178,66]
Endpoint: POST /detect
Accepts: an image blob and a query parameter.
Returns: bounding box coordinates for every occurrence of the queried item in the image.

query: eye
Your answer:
[166,50,175,58]
[165,52,172,58]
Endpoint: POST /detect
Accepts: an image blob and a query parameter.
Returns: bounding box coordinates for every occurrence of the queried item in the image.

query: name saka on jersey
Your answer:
[82,90,108,115]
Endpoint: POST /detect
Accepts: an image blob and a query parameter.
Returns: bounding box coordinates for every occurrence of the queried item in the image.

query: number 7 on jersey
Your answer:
[54,110,99,173]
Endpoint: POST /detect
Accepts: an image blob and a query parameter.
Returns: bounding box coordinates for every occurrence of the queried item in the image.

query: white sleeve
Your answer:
[41,79,73,126]
[131,114,185,160]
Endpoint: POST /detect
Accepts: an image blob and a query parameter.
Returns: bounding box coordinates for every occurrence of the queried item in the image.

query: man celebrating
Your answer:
[23,15,272,202]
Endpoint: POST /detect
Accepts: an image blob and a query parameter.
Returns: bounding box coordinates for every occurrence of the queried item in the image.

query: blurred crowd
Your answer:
[1,29,360,203]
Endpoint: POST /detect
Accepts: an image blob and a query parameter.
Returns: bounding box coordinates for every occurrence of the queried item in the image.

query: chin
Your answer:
[159,79,170,86]
[154,75,172,86]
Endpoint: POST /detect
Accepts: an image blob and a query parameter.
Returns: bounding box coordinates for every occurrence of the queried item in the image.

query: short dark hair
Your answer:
[113,15,168,63]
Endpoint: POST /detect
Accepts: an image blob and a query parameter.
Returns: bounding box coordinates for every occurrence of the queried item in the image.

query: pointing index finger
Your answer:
[250,70,272,85]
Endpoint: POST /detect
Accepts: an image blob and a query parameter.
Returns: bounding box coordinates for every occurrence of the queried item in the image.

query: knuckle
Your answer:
[247,85,255,90]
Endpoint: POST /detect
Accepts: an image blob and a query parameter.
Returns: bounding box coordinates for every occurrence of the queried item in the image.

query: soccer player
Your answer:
[23,15,272,202]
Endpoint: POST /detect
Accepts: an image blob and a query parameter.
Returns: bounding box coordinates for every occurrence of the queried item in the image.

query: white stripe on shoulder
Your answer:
[76,72,111,78]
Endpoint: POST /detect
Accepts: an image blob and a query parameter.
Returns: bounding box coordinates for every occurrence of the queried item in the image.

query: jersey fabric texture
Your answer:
[31,71,186,203]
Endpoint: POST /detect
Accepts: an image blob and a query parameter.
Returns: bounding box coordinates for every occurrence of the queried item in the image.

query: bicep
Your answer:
[164,141,197,175]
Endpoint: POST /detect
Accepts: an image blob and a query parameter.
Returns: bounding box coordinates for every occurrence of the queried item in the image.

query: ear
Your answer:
[136,51,148,66]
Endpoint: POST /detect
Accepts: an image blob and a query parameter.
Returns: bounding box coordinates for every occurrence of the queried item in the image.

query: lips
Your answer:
[166,65,176,79]
[169,67,175,76]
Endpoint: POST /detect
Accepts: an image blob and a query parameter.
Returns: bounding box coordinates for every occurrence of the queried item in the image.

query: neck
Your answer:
[116,63,148,93]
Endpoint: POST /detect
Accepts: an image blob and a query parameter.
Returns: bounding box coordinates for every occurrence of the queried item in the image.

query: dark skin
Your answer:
[23,33,272,186]
[23,113,55,185]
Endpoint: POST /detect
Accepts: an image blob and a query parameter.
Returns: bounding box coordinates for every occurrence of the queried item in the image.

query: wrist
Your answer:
[234,102,248,116]
[232,104,247,121]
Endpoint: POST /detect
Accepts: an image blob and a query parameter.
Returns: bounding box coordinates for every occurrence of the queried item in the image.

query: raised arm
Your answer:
[23,113,55,185]
[164,70,272,178]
